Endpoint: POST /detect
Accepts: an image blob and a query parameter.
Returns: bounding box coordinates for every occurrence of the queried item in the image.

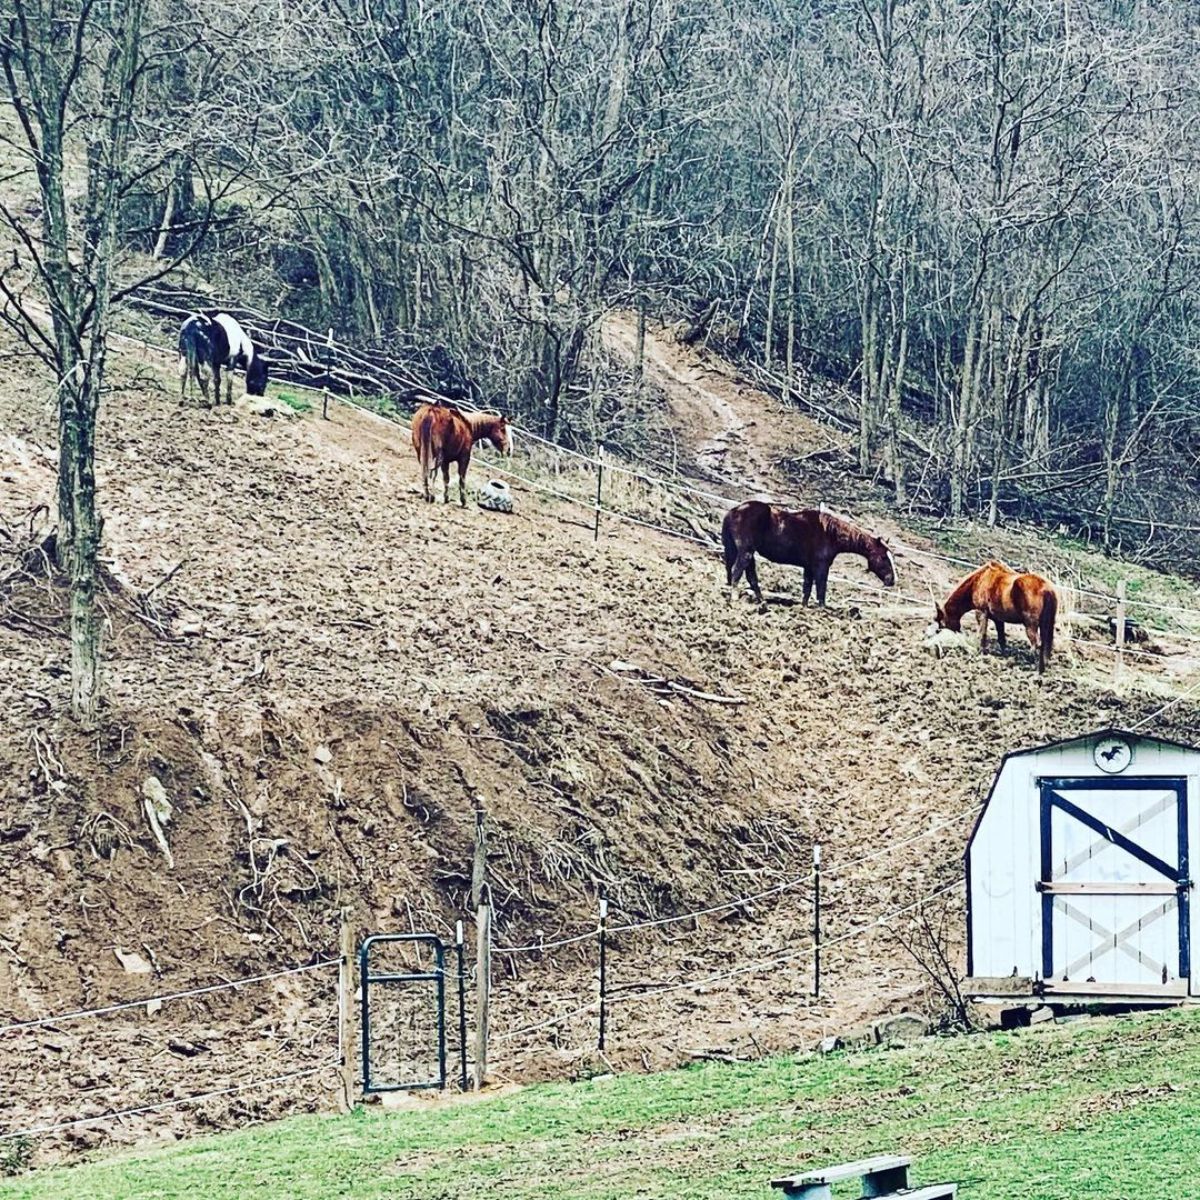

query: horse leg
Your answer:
[978,610,990,652]
[815,564,830,607]
[729,551,753,598]
[745,556,763,604]
[441,460,451,504]
[995,618,1007,652]
[458,458,468,508]
[1024,619,1042,670]
[802,568,814,606]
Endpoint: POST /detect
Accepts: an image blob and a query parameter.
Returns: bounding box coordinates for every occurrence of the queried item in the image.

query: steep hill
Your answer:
[2,319,1199,1160]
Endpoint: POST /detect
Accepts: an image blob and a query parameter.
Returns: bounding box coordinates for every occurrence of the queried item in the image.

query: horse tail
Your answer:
[417,409,437,472]
[178,320,200,396]
[1040,585,1058,669]
[721,512,738,583]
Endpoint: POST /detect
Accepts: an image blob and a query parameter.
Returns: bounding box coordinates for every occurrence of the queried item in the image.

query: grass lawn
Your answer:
[3,1007,1198,1200]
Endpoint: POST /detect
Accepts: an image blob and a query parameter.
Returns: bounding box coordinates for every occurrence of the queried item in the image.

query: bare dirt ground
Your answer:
[2,322,1198,1164]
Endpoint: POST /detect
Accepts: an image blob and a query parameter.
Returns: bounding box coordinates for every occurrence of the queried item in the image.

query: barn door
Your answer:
[1040,778,1190,993]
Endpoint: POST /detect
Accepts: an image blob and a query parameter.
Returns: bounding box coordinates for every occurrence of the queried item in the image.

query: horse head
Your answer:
[488,414,514,457]
[932,600,960,632]
[867,537,896,588]
[246,353,269,397]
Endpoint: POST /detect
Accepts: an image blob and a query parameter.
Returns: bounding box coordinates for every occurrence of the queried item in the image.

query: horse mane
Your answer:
[465,409,504,435]
[817,510,881,558]
[943,561,1010,623]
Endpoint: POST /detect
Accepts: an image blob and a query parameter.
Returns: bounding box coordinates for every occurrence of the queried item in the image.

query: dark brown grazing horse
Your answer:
[722,500,896,605]
[411,401,513,506]
[934,561,1058,672]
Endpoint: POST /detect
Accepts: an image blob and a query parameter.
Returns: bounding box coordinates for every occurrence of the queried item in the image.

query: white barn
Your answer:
[966,728,1198,1003]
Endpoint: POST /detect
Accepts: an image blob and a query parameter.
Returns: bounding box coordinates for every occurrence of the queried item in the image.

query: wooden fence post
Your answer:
[1114,579,1128,685]
[593,445,605,543]
[473,805,490,1091]
[337,907,355,1111]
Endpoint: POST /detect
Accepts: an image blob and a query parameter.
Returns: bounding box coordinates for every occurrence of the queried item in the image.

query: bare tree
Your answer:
[0,0,234,723]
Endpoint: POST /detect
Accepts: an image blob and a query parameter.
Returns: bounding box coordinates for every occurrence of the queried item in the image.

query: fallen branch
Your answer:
[605,659,746,705]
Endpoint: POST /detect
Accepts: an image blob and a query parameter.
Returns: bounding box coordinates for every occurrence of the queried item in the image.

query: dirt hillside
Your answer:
[2,320,1198,1161]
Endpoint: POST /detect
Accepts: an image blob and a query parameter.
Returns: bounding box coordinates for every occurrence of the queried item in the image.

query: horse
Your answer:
[411,400,513,506]
[178,312,269,405]
[933,561,1058,672]
[721,499,896,605]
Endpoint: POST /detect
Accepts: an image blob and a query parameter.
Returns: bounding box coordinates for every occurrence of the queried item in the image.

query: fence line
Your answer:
[493,877,965,1044]
[494,803,982,958]
[0,1062,335,1142]
[0,958,339,1037]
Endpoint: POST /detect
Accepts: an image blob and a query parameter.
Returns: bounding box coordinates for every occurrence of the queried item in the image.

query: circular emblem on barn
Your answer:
[1093,735,1133,774]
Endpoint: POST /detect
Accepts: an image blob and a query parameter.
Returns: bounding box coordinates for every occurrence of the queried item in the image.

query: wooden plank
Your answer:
[1038,881,1179,896]
[772,1156,910,1187]
[1042,979,1187,997]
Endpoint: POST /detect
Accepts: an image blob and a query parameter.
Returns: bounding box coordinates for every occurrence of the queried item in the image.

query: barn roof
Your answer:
[964,726,1200,860]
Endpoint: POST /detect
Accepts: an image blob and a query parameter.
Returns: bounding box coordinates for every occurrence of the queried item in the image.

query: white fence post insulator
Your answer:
[1115,579,1128,685]
[594,444,605,543]
[812,843,822,999]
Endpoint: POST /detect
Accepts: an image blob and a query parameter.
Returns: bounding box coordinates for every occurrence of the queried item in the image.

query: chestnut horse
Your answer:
[934,561,1058,672]
[411,401,513,506]
[722,500,896,605]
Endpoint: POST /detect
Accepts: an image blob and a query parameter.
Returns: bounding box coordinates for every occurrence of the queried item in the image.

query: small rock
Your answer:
[167,1037,208,1057]
[146,998,163,1016]
[141,776,172,824]
[313,745,332,765]
[874,1011,930,1046]
[1029,1005,1054,1025]
[114,948,153,975]
[818,1035,841,1054]
[839,1023,877,1051]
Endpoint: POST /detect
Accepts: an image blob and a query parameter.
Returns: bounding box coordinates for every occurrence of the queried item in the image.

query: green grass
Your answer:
[274,391,312,414]
[5,1007,1200,1199]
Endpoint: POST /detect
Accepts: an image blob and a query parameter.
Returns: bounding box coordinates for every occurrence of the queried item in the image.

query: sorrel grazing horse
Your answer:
[722,500,896,605]
[411,400,513,506]
[934,561,1058,672]
[178,312,269,404]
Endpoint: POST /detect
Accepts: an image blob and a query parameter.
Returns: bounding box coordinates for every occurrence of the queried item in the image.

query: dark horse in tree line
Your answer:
[722,500,896,605]
[411,400,513,506]
[934,561,1058,672]
[178,312,269,405]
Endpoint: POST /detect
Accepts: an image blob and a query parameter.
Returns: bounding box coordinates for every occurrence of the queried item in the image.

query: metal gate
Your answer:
[1039,777,1190,992]
[360,933,449,1093]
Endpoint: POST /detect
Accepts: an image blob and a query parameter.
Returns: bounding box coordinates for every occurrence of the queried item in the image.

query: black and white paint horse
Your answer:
[177,312,269,405]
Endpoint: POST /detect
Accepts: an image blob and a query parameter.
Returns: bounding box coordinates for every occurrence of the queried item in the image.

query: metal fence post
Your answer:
[1114,579,1127,685]
[455,919,468,1092]
[598,892,608,1051]
[337,907,355,1111]
[812,843,822,998]
[593,445,605,542]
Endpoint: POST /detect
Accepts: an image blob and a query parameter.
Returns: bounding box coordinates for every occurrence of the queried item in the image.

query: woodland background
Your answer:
[6,0,1200,553]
